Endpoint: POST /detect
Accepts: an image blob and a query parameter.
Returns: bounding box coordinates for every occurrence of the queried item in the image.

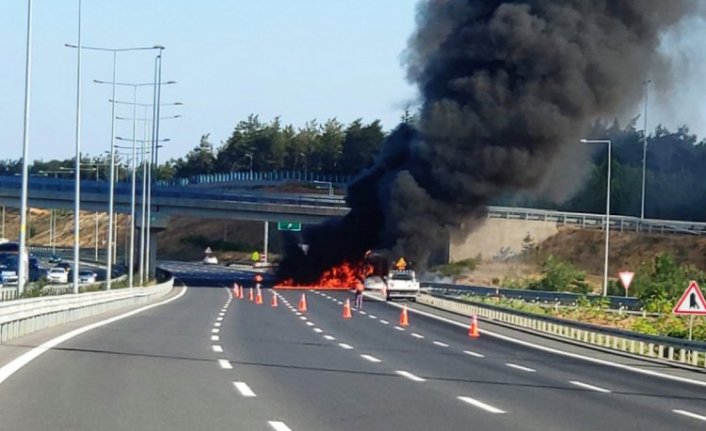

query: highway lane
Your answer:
[0,261,704,430]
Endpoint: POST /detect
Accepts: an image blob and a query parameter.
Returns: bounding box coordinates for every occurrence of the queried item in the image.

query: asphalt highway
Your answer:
[0,262,704,430]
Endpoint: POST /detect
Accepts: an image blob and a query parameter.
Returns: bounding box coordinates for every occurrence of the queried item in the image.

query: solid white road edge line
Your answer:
[268,420,293,431]
[673,409,706,422]
[0,286,188,386]
[233,381,257,397]
[457,396,506,414]
[396,370,426,382]
[218,359,233,369]
[361,354,381,363]
[385,300,706,389]
[569,380,611,393]
[506,363,536,372]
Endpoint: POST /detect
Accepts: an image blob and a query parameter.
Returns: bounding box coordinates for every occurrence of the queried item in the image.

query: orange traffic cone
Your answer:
[342,299,352,319]
[271,292,278,307]
[468,314,480,338]
[255,289,263,305]
[400,305,409,327]
[238,285,245,300]
[298,293,308,312]
[249,288,254,302]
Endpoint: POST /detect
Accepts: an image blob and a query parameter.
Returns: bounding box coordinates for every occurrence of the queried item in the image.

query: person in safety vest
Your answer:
[354,277,365,310]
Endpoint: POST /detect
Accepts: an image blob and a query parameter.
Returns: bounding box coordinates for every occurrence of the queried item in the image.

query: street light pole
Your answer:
[72,0,83,295]
[582,139,612,296]
[640,80,651,221]
[17,0,34,295]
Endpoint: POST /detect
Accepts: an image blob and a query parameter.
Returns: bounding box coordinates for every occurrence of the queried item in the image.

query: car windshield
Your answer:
[391,273,413,281]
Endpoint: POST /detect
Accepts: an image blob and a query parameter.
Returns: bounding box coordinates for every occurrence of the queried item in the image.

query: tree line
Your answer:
[2,114,706,221]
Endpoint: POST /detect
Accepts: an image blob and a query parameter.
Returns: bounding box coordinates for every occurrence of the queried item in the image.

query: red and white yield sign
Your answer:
[673,281,706,315]
[618,271,634,292]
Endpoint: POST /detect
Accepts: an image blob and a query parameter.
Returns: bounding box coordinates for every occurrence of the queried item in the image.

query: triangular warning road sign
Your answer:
[618,271,634,291]
[673,281,706,315]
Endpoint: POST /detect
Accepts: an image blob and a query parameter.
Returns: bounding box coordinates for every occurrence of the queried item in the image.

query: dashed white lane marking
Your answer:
[360,354,381,363]
[411,333,424,339]
[324,335,336,341]
[212,328,220,334]
[305,322,315,327]
[268,421,293,431]
[295,312,302,316]
[506,363,536,373]
[369,315,377,319]
[218,312,225,316]
[380,320,390,325]
[233,381,257,397]
[394,326,405,331]
[213,345,223,353]
[218,359,232,369]
[211,335,220,341]
[336,301,343,305]
[396,370,425,382]
[569,381,611,393]
[214,322,222,327]
[673,409,706,422]
[216,317,223,322]
[457,396,506,414]
[313,328,323,333]
[359,311,367,315]
[464,350,485,358]
[433,341,449,347]
[300,316,307,321]
[338,343,354,350]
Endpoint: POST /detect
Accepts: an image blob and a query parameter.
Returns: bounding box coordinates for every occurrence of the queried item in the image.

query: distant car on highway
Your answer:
[364,275,386,291]
[48,255,62,264]
[47,267,69,284]
[78,270,98,284]
[203,255,219,265]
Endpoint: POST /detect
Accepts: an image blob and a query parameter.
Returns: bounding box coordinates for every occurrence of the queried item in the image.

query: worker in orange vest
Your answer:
[354,277,365,310]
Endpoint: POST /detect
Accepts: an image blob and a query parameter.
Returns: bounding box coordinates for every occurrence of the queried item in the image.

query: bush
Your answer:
[528,255,590,294]
[633,253,706,312]
[434,255,482,278]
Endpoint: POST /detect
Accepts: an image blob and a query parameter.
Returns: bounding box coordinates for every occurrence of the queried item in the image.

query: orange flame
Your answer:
[276,261,373,290]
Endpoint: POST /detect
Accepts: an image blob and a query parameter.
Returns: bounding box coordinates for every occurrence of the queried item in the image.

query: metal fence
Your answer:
[159,170,354,187]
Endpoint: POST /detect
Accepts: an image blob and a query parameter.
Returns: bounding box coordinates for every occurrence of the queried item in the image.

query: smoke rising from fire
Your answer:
[278,0,701,283]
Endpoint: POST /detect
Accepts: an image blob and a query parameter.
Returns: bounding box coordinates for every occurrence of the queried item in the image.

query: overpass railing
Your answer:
[160,170,354,187]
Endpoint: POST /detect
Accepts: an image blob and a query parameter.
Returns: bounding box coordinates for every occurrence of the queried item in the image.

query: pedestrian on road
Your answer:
[354,278,365,310]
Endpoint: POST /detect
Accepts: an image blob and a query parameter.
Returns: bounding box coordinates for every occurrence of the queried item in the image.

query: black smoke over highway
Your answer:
[278,0,700,284]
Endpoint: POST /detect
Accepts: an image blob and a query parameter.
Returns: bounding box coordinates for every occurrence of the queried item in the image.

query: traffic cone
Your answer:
[271,292,278,307]
[249,288,254,302]
[255,289,263,305]
[238,285,245,300]
[399,305,409,327]
[298,293,308,312]
[468,314,480,338]
[233,283,239,298]
[342,299,352,319]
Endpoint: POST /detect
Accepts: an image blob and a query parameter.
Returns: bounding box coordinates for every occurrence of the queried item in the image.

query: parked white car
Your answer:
[47,267,69,284]
[385,270,421,301]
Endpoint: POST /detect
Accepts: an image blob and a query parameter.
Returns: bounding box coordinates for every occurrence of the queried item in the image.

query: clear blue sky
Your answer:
[0,0,417,163]
[2,2,705,165]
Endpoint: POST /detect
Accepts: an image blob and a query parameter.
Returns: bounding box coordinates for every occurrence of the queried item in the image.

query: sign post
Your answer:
[672,280,706,340]
[618,271,634,298]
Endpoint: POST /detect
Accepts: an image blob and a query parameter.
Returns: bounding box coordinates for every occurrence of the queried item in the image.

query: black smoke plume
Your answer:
[278,0,700,284]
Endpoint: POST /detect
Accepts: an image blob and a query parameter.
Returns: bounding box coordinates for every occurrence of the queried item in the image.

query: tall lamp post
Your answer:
[17,0,34,294]
[581,139,612,296]
[65,44,163,290]
[640,80,651,221]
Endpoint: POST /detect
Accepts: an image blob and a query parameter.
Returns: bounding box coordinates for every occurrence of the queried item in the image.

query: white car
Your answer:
[47,267,69,284]
[385,270,421,301]
[203,255,219,265]
[364,276,386,291]
[79,271,98,284]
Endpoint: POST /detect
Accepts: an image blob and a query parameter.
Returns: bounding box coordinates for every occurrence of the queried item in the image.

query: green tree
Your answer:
[174,134,216,178]
[528,255,590,294]
[340,119,385,174]
[633,253,705,312]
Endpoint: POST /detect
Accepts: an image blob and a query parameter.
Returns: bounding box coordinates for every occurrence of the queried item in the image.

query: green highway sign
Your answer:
[277,221,302,232]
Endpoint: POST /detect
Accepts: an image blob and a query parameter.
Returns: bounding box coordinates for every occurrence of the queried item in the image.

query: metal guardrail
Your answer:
[0,277,174,344]
[420,293,706,368]
[160,170,353,187]
[488,205,706,235]
[422,282,642,310]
